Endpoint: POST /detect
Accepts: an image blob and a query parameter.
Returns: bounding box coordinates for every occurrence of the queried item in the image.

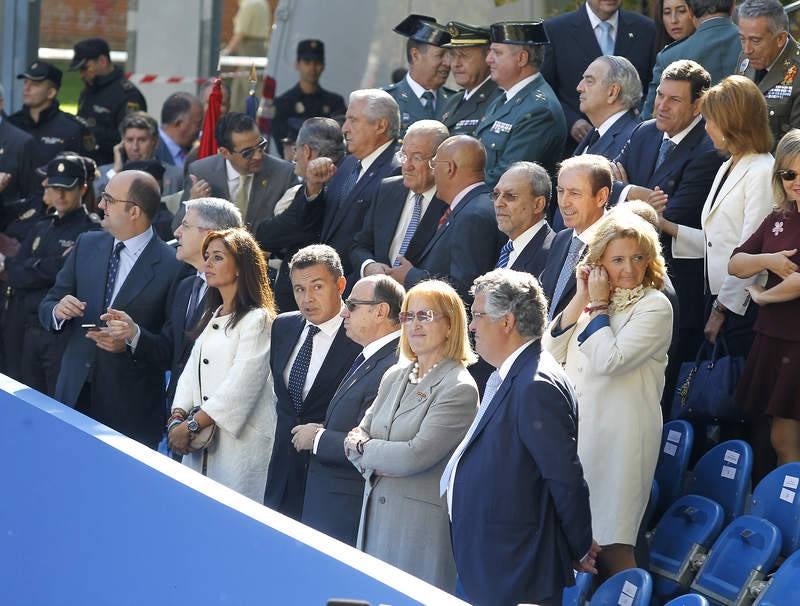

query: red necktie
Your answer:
[438,206,452,229]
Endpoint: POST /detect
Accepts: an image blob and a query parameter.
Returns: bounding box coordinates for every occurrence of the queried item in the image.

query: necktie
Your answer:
[438,206,452,229]
[340,352,366,388]
[755,68,768,84]
[288,325,321,414]
[585,128,601,152]
[549,236,584,321]
[394,194,423,267]
[339,161,362,201]
[440,370,503,497]
[235,174,252,219]
[421,90,436,117]
[598,21,614,55]
[185,275,205,324]
[496,240,514,268]
[654,138,676,172]
[103,242,125,310]
[498,92,508,106]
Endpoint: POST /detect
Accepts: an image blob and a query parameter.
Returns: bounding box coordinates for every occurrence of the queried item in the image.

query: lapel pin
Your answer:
[416,391,428,401]
[628,32,634,38]
[261,179,267,187]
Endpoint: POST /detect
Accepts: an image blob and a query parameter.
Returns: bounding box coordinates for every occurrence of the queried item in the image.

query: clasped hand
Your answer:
[344,426,370,457]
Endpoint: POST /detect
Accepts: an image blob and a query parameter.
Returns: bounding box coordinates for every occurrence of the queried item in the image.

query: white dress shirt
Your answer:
[282,308,345,401]
[503,73,541,103]
[357,140,393,182]
[507,218,547,268]
[586,3,619,49]
[405,73,437,107]
[449,181,483,213]
[463,75,493,101]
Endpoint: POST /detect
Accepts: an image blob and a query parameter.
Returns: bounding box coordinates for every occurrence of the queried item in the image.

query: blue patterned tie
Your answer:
[549,236,584,321]
[421,90,436,117]
[339,161,362,201]
[496,240,514,268]
[185,275,205,324]
[654,138,676,172]
[288,325,321,414]
[103,242,125,310]
[598,21,614,55]
[393,194,423,267]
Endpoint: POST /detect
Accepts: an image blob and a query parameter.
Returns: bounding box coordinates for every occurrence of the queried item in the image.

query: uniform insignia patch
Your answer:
[295,101,305,114]
[57,163,65,173]
[739,58,750,73]
[32,236,41,252]
[20,209,36,220]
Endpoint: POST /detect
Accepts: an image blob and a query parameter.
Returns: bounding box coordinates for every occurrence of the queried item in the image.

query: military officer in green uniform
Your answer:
[384,14,454,138]
[440,21,501,136]
[474,21,567,188]
[737,0,800,147]
[271,40,347,156]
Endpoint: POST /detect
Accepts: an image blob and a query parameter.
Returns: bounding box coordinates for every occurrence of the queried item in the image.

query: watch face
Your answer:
[187,419,200,432]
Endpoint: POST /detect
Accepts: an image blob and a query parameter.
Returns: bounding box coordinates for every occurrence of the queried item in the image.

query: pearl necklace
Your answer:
[409,361,439,384]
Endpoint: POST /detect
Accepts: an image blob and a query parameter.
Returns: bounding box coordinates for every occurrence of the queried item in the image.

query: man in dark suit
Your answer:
[443,269,597,606]
[177,112,298,231]
[300,89,401,282]
[384,15,453,138]
[0,84,36,225]
[493,161,555,278]
[102,198,243,408]
[541,0,656,154]
[540,155,610,322]
[389,135,504,302]
[297,275,403,545]
[439,22,501,136]
[612,60,720,362]
[38,170,182,448]
[351,119,448,278]
[264,245,361,520]
[154,92,203,169]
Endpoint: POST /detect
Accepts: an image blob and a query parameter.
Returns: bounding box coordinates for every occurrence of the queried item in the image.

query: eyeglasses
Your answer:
[489,191,520,203]
[778,169,800,182]
[233,137,268,159]
[100,191,140,208]
[344,298,381,312]
[395,151,432,165]
[428,158,452,170]
[179,220,209,231]
[398,310,445,324]
[470,310,492,321]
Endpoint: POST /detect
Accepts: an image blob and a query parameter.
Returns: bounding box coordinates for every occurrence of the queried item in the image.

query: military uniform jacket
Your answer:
[9,101,93,172]
[383,78,454,138]
[474,74,567,188]
[272,83,347,154]
[738,37,800,147]
[78,67,147,165]
[440,78,501,136]
[5,207,99,323]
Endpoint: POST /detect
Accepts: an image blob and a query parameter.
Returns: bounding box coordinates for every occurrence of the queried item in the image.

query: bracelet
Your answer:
[583,304,609,313]
[356,438,372,455]
[172,408,188,419]
[712,299,727,314]
[167,418,183,433]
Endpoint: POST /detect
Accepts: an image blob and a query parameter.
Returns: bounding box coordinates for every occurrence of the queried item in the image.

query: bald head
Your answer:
[432,135,487,203]
[100,169,161,239]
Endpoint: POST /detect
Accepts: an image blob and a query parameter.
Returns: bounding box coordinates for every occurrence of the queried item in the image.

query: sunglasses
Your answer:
[234,137,268,159]
[344,298,380,312]
[398,310,445,324]
[778,169,800,182]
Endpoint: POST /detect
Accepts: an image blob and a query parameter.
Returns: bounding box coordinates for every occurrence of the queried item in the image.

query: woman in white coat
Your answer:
[543,211,673,579]
[168,228,277,502]
[659,75,775,354]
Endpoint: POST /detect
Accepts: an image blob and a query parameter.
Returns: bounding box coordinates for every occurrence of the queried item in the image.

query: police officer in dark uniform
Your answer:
[70,37,147,166]
[440,22,501,136]
[2,154,99,393]
[9,61,94,178]
[272,40,347,156]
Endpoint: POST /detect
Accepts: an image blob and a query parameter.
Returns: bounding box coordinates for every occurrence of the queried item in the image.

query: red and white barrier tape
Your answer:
[124,69,263,85]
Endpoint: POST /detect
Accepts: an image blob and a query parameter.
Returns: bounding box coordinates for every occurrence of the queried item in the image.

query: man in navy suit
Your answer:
[154,92,202,169]
[102,198,243,409]
[493,161,555,278]
[541,0,656,154]
[612,60,720,364]
[443,269,597,606]
[350,119,448,279]
[389,135,504,302]
[38,170,182,448]
[298,275,403,545]
[264,245,361,520]
[300,89,401,283]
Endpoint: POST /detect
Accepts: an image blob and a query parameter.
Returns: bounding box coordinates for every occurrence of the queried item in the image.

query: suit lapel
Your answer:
[394,358,456,420]
[614,10,639,57]
[111,232,160,310]
[405,196,447,263]
[759,42,794,92]
[511,224,550,272]
[574,5,603,57]
[91,233,115,314]
[304,323,354,406]
[379,181,408,258]
[651,120,704,183]
[399,79,428,118]
[276,315,306,383]
[417,184,487,260]
[705,157,749,222]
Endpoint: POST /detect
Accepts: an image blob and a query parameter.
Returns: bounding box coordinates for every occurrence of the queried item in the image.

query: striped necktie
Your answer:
[394,194,423,267]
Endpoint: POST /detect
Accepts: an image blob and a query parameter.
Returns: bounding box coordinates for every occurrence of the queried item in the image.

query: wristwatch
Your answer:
[186,416,200,433]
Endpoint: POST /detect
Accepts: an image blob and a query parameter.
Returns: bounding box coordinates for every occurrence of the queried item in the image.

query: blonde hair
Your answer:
[701,75,773,155]
[399,280,476,365]
[578,212,667,290]
[772,129,800,213]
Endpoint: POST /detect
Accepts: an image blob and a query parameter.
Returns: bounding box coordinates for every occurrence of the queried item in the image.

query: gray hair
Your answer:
[349,88,401,140]
[471,269,547,339]
[297,117,346,164]
[290,244,344,280]
[598,55,642,110]
[405,119,450,151]
[521,45,545,69]
[737,0,789,33]
[184,197,243,230]
[507,161,551,202]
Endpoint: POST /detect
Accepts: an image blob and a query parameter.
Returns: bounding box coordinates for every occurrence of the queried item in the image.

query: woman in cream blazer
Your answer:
[169,228,277,502]
[661,76,774,350]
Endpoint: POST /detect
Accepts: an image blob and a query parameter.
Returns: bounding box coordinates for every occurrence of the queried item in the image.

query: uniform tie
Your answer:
[654,138,677,172]
[549,236,584,321]
[394,194,423,266]
[496,240,514,268]
[598,20,615,55]
[103,242,125,310]
[421,90,436,117]
[287,325,321,414]
[754,68,768,84]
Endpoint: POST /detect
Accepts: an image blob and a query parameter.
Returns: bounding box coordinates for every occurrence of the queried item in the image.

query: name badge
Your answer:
[490,120,513,134]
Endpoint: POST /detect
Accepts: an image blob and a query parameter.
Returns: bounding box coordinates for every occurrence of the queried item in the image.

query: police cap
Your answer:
[489,20,549,46]
[46,156,86,189]
[393,14,452,47]
[297,39,325,62]
[69,37,111,71]
[17,60,63,88]
[443,22,491,48]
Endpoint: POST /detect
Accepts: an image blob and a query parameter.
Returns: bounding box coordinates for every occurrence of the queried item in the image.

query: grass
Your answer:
[51,60,84,115]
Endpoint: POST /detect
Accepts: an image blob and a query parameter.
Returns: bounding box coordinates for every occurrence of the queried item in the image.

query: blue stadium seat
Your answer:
[562,571,593,606]
[665,594,709,606]
[752,548,800,605]
[690,515,781,605]
[686,440,753,525]
[649,495,725,602]
[656,420,694,514]
[588,568,652,606]
[750,462,800,557]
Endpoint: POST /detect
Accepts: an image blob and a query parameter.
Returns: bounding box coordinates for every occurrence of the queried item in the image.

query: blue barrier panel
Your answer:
[0,376,466,606]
